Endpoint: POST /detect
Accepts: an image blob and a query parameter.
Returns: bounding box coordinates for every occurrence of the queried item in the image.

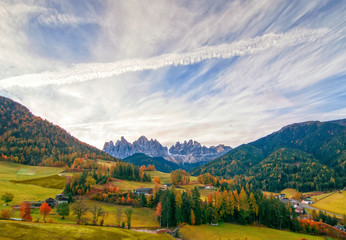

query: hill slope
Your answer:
[123,153,180,173]
[192,120,346,192]
[0,96,113,166]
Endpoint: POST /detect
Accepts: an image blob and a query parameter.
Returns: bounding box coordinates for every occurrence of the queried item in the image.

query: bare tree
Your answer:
[72,198,89,222]
[116,208,123,227]
[90,204,104,225]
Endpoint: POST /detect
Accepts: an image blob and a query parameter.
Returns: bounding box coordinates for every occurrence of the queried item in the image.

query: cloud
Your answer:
[0,27,328,89]
[1,0,345,150]
[37,11,97,27]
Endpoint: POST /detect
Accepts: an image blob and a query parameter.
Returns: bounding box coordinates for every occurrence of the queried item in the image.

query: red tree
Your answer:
[20,201,32,222]
[39,202,52,222]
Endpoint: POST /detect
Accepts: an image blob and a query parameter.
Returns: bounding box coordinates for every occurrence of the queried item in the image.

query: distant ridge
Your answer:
[191,119,346,192]
[103,136,232,164]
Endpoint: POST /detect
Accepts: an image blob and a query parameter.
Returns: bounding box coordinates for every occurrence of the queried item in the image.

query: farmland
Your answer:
[179,223,329,240]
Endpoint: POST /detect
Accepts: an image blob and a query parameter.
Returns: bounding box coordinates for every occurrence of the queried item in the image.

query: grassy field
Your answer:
[0,181,62,205]
[82,200,159,227]
[3,199,160,228]
[0,161,64,205]
[147,171,198,185]
[0,161,63,181]
[179,223,329,240]
[0,220,173,240]
[280,188,298,198]
[310,192,335,201]
[312,191,346,216]
[110,179,160,191]
[11,174,67,189]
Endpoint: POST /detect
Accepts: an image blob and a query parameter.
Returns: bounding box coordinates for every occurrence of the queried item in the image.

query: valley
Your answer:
[0,96,345,240]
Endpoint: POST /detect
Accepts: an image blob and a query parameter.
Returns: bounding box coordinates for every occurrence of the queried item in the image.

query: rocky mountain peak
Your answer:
[103,136,232,164]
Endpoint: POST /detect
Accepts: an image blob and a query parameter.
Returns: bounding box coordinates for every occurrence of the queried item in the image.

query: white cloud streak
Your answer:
[0,28,328,89]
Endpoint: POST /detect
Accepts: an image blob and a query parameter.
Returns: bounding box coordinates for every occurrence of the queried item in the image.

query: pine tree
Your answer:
[192,187,202,225]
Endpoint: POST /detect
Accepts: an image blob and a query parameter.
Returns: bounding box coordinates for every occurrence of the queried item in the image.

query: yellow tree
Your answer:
[229,191,235,216]
[233,190,240,210]
[249,192,258,221]
[239,187,249,211]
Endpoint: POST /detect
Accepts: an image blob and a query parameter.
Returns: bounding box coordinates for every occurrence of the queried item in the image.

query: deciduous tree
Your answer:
[56,202,69,219]
[154,176,161,184]
[124,208,133,229]
[20,201,32,222]
[39,202,52,222]
[72,198,88,221]
[1,192,14,204]
[90,205,104,225]
[156,202,163,226]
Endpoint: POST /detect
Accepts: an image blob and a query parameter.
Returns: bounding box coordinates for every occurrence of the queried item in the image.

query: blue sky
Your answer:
[0,0,345,148]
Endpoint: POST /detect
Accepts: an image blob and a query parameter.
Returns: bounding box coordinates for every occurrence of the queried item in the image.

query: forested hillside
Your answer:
[123,153,180,173]
[0,96,114,166]
[192,120,346,192]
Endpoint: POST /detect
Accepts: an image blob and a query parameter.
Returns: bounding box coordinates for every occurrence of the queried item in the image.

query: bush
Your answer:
[0,210,10,219]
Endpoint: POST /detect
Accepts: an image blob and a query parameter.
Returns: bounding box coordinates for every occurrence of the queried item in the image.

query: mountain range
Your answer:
[191,119,346,192]
[103,136,232,164]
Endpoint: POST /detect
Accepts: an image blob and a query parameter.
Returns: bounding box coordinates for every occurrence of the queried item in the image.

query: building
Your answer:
[45,198,56,207]
[295,207,303,214]
[134,188,153,196]
[279,193,286,198]
[56,194,68,204]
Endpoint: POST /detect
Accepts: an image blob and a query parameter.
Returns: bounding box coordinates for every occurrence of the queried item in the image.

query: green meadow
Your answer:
[179,223,330,240]
[0,161,64,205]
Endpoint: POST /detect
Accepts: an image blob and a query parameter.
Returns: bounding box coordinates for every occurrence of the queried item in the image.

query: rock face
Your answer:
[103,136,232,164]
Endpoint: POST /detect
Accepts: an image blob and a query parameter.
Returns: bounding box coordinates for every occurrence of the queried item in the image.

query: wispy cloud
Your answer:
[0,28,328,89]
[0,0,345,149]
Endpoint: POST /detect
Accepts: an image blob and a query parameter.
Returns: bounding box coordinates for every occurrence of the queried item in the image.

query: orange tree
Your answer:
[39,202,52,221]
[20,201,32,222]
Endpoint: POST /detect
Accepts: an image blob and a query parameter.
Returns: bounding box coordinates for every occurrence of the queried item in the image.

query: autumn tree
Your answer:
[156,202,163,226]
[175,191,183,224]
[124,208,133,229]
[56,202,69,219]
[154,176,161,184]
[72,198,89,221]
[170,169,190,185]
[1,192,14,205]
[249,192,258,222]
[39,202,52,222]
[293,192,302,200]
[90,205,104,225]
[191,210,195,225]
[20,201,32,222]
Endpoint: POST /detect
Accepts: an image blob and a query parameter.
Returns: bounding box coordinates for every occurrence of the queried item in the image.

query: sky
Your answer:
[0,0,345,149]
